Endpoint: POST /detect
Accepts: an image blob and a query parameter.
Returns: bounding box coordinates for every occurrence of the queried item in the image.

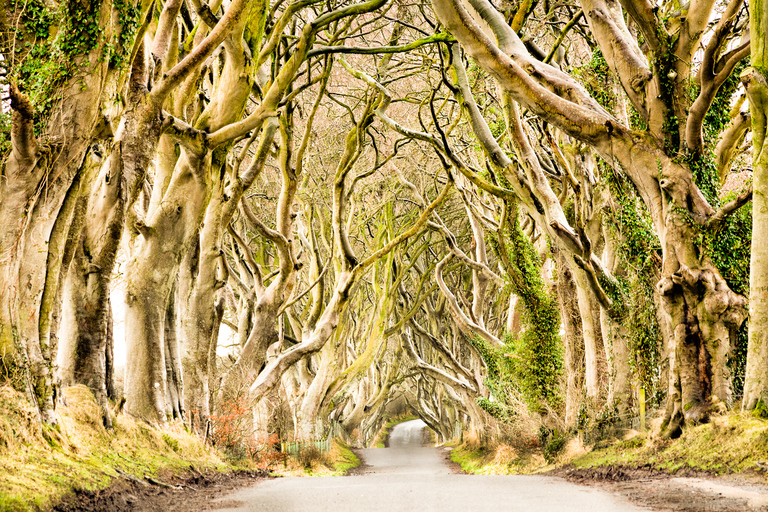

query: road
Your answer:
[212,419,650,511]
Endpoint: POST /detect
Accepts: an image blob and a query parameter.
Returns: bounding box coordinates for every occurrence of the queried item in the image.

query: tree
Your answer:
[432,0,751,436]
[744,0,768,413]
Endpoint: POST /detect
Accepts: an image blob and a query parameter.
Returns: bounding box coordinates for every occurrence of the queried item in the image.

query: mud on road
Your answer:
[51,468,270,512]
[555,465,768,512]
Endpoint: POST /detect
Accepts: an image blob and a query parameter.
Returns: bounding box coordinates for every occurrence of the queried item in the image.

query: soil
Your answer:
[552,465,768,512]
[49,449,768,511]
[51,468,270,512]
[441,447,465,474]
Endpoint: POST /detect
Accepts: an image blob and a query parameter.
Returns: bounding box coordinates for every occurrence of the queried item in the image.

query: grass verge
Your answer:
[449,441,548,475]
[572,413,768,478]
[0,385,229,512]
[447,412,768,481]
[272,440,360,477]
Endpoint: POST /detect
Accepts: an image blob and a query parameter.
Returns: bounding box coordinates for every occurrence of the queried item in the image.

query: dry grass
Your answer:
[560,436,589,462]
[450,438,548,475]
[0,386,45,450]
[274,440,360,477]
[573,411,768,480]
[0,385,226,512]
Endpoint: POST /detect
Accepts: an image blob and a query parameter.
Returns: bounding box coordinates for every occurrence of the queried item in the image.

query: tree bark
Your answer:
[744,17,768,409]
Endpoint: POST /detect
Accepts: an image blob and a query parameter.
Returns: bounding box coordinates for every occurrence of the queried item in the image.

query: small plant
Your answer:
[543,430,566,464]
[296,444,327,470]
[752,399,768,419]
[162,433,180,452]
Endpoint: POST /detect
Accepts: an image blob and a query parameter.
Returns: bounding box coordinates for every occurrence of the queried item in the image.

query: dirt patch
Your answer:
[442,447,465,474]
[345,449,370,476]
[553,465,768,511]
[51,468,270,512]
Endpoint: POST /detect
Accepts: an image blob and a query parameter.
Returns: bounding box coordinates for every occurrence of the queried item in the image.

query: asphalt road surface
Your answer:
[212,419,651,511]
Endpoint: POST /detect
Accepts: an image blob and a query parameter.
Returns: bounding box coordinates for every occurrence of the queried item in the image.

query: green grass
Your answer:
[450,445,488,474]
[330,441,360,475]
[572,413,768,478]
[0,385,228,511]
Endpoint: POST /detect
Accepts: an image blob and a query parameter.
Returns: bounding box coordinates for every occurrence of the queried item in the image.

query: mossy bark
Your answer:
[744,7,768,409]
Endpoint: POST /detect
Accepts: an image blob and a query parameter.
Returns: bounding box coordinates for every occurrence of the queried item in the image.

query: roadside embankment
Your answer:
[0,385,240,511]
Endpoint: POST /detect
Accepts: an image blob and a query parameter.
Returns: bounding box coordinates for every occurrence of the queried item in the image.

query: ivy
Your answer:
[59,0,102,58]
[476,397,512,422]
[682,151,720,207]
[0,112,11,160]
[652,44,681,152]
[574,49,615,111]
[604,169,662,399]
[111,0,141,68]
[23,0,55,39]
[482,195,563,415]
[13,0,133,129]
[702,59,749,147]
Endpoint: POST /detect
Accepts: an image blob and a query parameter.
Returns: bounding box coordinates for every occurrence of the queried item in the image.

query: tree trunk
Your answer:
[744,12,768,410]
[0,0,117,420]
[123,151,213,423]
[573,269,603,401]
[556,254,585,427]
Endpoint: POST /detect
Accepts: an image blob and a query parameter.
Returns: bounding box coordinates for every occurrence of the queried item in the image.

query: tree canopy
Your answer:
[0,0,763,447]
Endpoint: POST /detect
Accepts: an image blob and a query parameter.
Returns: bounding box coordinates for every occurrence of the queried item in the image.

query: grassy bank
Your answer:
[448,412,768,481]
[0,385,229,512]
[0,384,365,511]
[449,440,549,475]
[271,440,360,477]
[572,413,768,477]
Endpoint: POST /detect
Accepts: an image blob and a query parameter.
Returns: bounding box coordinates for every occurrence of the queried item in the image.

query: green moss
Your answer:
[13,0,140,130]
[752,400,768,419]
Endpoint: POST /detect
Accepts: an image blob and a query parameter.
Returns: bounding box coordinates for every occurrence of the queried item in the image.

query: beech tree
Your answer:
[1,0,759,449]
[430,0,752,436]
[745,0,768,412]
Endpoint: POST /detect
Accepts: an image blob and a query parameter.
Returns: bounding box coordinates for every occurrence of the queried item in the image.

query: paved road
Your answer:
[213,419,650,512]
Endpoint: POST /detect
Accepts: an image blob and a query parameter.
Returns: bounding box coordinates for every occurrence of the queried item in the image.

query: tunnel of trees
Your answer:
[2,0,768,452]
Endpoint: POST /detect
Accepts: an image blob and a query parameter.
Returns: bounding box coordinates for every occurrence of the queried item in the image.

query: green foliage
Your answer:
[0,112,11,160]
[110,0,141,68]
[59,0,102,57]
[13,0,140,130]
[574,49,615,111]
[682,151,720,206]
[162,433,180,452]
[752,399,768,419]
[476,397,511,422]
[604,169,662,398]
[539,427,566,463]
[22,0,55,39]
[16,45,70,129]
[483,199,563,415]
[702,59,749,147]
[706,187,752,297]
